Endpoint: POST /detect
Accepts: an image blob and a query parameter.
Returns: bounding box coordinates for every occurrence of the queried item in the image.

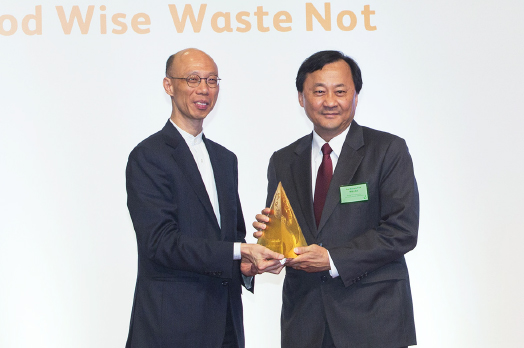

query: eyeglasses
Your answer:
[167,74,221,88]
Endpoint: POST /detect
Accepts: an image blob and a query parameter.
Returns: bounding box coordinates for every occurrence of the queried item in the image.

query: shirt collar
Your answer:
[170,119,203,147]
[312,123,351,158]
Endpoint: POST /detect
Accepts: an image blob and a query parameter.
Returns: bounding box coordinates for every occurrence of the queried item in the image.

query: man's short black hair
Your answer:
[296,50,363,94]
[166,54,175,76]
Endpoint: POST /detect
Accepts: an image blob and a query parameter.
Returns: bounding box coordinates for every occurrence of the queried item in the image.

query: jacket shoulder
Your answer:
[359,125,409,154]
[272,133,311,159]
[127,129,166,161]
[136,129,164,148]
[360,125,405,144]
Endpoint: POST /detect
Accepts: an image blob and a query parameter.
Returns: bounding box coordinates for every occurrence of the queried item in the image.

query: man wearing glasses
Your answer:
[125,48,284,348]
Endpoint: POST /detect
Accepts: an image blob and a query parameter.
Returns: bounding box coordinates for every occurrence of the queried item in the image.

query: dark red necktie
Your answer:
[314,143,333,228]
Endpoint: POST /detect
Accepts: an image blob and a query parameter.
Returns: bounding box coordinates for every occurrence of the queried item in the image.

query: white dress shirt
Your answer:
[170,120,242,260]
[311,124,351,278]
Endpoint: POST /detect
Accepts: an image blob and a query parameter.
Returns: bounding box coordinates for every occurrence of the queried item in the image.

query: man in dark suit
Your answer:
[253,50,419,348]
[125,48,284,348]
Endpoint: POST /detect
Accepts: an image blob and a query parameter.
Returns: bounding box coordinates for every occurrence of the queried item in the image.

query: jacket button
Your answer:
[222,281,229,286]
[320,275,327,282]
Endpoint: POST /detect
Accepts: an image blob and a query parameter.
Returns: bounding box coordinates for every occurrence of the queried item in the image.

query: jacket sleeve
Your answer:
[265,154,279,207]
[329,137,419,287]
[126,144,236,279]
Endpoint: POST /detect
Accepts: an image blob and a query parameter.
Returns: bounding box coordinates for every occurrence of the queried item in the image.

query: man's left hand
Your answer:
[285,244,330,273]
[240,243,285,276]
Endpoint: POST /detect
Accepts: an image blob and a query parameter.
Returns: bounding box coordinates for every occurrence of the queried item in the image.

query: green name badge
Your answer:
[340,183,368,203]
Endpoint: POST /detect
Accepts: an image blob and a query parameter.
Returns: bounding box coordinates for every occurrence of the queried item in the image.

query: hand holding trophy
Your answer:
[254,182,307,260]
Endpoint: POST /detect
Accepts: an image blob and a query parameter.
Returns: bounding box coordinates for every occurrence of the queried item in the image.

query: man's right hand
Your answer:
[252,207,271,240]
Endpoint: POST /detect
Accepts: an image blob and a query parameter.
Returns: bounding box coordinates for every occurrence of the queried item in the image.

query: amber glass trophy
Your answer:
[257,182,307,258]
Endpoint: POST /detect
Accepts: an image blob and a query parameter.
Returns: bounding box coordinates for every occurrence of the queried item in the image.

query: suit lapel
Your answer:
[317,122,365,233]
[289,134,317,241]
[161,122,220,233]
[205,136,232,240]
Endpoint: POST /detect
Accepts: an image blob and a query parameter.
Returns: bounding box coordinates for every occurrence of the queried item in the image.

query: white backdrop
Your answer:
[2,1,524,347]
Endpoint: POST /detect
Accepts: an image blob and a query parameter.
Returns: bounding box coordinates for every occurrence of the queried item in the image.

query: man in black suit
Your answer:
[254,51,419,347]
[125,48,284,348]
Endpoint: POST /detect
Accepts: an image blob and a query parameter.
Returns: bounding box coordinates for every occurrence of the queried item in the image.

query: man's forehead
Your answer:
[306,65,353,84]
[313,61,351,74]
[311,81,349,87]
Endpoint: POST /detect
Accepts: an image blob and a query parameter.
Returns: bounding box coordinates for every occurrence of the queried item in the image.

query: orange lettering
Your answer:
[22,5,42,35]
[254,6,269,32]
[337,10,356,31]
[235,11,251,33]
[361,5,377,31]
[211,12,233,33]
[273,11,292,32]
[0,14,17,36]
[168,4,207,33]
[131,13,150,34]
[100,5,107,34]
[56,5,95,35]
[112,13,127,34]
[305,3,331,31]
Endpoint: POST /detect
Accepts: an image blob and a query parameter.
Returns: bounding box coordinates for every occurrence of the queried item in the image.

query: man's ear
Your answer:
[163,77,174,96]
[298,92,304,107]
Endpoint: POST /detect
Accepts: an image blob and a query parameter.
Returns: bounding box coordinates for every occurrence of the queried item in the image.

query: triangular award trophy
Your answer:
[257,182,307,258]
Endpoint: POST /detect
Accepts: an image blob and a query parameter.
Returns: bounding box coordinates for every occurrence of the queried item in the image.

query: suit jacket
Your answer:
[266,121,419,348]
[125,120,250,348]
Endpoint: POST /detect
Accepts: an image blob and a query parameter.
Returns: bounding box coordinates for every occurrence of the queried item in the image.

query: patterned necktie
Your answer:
[314,143,333,228]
